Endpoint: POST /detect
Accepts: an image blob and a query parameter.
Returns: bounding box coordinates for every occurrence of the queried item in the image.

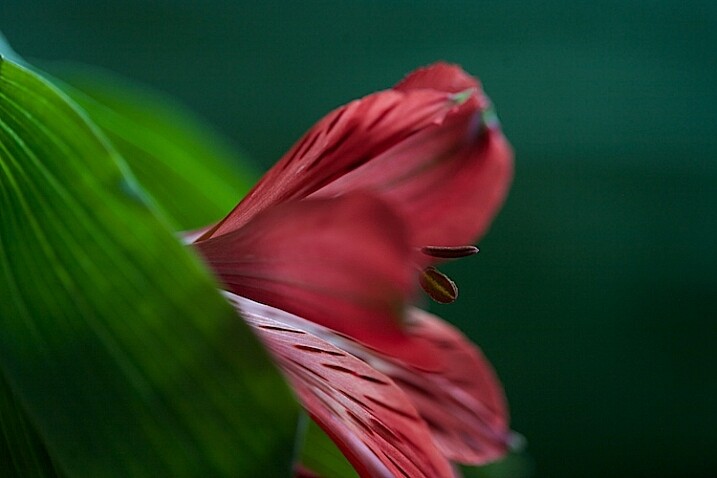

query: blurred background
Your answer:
[2,1,715,477]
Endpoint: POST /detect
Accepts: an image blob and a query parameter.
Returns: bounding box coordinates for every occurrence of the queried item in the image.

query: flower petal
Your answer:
[202,63,512,250]
[394,62,480,94]
[370,308,511,464]
[312,113,513,250]
[252,302,511,465]
[228,294,455,478]
[200,64,491,241]
[194,193,418,355]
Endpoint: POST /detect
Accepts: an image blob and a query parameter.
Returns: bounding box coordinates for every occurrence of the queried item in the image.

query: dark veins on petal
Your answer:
[228,294,454,478]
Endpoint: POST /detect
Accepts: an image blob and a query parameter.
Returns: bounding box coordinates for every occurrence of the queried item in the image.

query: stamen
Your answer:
[419,267,458,304]
[421,245,479,259]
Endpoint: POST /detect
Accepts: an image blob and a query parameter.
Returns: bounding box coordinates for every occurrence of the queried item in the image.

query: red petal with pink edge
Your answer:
[394,62,480,94]
[229,294,455,478]
[194,193,418,357]
[371,308,510,464]
[388,125,512,249]
[200,66,486,241]
[312,111,513,251]
[256,302,510,465]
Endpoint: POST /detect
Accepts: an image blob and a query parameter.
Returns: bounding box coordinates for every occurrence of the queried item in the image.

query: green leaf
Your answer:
[0,371,63,478]
[0,56,298,476]
[48,63,256,230]
[298,418,359,478]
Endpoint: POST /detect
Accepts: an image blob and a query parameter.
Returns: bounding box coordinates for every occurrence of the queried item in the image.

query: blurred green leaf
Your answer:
[0,372,63,478]
[48,63,255,230]
[0,57,298,476]
[297,417,358,478]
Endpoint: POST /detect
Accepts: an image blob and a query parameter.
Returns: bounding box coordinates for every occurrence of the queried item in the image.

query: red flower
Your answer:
[190,63,513,477]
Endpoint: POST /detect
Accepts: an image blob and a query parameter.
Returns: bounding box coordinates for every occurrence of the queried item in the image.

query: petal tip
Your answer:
[394,62,481,94]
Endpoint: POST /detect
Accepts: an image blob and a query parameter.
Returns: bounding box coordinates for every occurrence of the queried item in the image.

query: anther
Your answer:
[421,245,479,259]
[419,267,458,304]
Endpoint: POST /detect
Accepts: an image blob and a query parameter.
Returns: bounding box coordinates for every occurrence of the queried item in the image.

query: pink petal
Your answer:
[253,302,511,465]
[200,63,494,241]
[229,294,455,478]
[194,194,419,357]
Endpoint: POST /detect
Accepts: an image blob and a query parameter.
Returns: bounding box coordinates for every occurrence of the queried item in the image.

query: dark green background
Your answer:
[2,1,715,477]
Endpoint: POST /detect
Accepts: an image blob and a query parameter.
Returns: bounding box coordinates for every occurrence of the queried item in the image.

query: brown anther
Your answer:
[419,267,458,304]
[421,245,479,259]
